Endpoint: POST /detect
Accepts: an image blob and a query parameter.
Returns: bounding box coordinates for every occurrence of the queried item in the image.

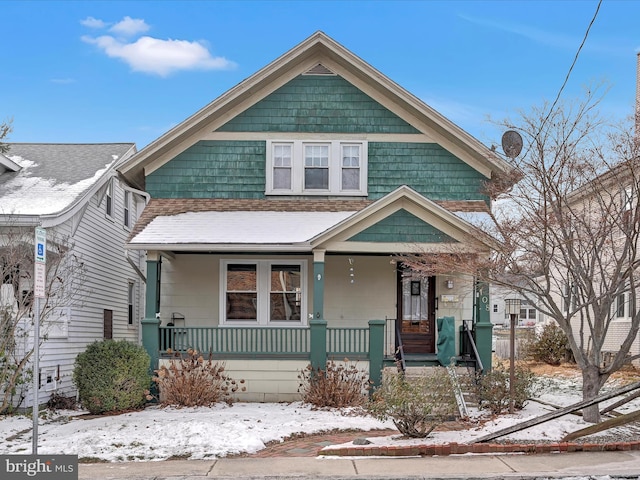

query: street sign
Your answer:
[34,227,47,298]
[35,227,46,264]
[34,263,46,299]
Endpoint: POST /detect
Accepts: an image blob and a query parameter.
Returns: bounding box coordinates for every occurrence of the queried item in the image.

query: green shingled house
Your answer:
[119,31,511,401]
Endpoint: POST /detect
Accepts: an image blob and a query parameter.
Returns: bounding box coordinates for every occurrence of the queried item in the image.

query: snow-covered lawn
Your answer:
[1,366,639,462]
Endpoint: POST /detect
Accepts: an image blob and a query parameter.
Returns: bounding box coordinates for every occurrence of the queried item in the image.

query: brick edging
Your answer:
[319,440,640,457]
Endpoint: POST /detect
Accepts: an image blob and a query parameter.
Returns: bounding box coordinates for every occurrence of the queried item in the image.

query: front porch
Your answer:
[142,317,485,401]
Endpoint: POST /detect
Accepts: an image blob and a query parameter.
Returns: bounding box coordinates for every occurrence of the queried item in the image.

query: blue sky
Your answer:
[2,0,638,150]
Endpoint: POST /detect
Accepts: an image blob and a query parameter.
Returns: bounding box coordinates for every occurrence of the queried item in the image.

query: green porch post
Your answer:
[312,250,325,321]
[474,279,493,373]
[368,319,386,391]
[142,254,161,375]
[309,319,327,371]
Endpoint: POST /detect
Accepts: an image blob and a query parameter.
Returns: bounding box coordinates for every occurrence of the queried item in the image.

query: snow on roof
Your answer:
[130,210,357,246]
[0,143,134,216]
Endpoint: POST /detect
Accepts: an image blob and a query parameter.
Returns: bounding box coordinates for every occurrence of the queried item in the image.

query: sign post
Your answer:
[33,227,46,455]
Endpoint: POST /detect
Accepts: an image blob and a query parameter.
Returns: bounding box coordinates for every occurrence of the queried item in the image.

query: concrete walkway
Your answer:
[80,450,640,479]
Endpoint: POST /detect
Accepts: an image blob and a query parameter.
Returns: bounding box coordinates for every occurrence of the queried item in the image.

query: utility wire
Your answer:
[516,0,602,159]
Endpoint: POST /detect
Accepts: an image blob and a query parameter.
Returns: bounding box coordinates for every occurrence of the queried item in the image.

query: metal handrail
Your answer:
[462,320,484,374]
[394,320,407,373]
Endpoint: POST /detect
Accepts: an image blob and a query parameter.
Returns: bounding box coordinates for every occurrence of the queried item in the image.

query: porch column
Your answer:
[368,319,386,391]
[310,319,327,371]
[312,249,325,320]
[474,278,493,373]
[142,251,161,375]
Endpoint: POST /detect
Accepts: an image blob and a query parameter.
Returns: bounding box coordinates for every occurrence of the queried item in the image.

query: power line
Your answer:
[517,0,602,158]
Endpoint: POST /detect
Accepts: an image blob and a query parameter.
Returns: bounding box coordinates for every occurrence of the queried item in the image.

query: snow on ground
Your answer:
[1,370,639,462]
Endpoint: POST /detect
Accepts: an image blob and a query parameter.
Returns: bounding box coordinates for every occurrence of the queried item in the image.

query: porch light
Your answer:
[505,298,521,315]
[446,279,454,289]
[504,298,521,414]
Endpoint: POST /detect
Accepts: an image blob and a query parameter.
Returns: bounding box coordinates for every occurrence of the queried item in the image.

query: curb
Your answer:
[319,439,640,457]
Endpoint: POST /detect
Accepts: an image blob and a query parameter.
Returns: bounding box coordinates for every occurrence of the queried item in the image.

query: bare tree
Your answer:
[401,88,640,423]
[0,117,12,154]
[0,227,86,413]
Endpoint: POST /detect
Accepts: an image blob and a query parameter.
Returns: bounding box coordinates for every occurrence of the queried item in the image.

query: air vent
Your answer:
[303,64,335,76]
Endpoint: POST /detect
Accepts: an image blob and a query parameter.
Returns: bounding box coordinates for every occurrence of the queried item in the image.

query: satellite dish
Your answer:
[501,130,523,159]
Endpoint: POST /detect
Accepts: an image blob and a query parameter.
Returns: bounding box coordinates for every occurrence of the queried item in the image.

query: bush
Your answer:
[298,359,370,408]
[526,323,573,366]
[151,349,245,407]
[475,363,534,414]
[367,368,457,438]
[73,340,150,414]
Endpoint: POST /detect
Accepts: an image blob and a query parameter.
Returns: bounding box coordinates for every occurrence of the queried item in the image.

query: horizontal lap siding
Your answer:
[30,181,144,406]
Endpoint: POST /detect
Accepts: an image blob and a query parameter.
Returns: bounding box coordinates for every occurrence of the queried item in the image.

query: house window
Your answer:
[123,191,131,228]
[273,144,292,190]
[105,179,113,217]
[127,281,135,325]
[222,260,307,325]
[103,309,113,339]
[266,140,367,196]
[622,186,634,228]
[616,291,626,318]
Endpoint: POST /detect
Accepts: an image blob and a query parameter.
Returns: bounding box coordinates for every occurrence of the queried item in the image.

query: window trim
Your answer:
[127,281,135,325]
[105,178,114,219]
[266,140,368,196]
[220,259,308,326]
[123,190,131,229]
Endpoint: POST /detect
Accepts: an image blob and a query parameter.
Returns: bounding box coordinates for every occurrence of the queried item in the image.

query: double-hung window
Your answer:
[222,260,307,325]
[123,191,131,228]
[266,140,367,196]
[105,179,114,218]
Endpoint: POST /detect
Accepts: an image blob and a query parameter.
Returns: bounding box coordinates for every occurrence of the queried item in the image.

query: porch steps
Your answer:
[398,365,478,419]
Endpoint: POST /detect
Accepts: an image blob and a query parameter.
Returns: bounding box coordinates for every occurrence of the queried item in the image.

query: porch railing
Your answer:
[159,326,311,358]
[327,327,369,358]
[159,325,370,359]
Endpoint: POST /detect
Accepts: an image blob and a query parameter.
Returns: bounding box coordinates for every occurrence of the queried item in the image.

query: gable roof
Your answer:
[119,31,512,188]
[0,143,136,224]
[126,186,494,253]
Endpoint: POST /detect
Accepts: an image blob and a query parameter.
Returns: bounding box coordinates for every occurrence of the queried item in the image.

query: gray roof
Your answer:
[0,143,135,217]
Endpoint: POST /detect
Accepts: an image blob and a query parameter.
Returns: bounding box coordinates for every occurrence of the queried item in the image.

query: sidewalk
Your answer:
[80,449,640,480]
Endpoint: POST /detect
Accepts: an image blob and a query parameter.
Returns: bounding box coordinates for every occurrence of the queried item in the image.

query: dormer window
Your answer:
[266,140,367,196]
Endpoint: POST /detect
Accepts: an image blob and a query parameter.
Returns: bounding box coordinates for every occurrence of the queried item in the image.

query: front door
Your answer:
[397,268,436,354]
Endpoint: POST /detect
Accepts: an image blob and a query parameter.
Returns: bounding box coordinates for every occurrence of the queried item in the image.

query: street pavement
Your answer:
[79,450,640,479]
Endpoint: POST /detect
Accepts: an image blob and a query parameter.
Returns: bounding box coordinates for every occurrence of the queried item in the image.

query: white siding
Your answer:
[23,175,146,407]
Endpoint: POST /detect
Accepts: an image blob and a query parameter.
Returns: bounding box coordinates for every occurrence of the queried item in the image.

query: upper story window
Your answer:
[105,179,114,218]
[123,190,131,228]
[266,140,367,196]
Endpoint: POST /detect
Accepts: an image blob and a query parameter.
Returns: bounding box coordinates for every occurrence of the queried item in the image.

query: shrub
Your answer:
[298,359,370,408]
[367,368,457,438]
[151,349,245,407]
[46,392,77,411]
[73,340,150,414]
[526,323,573,366]
[475,363,534,414]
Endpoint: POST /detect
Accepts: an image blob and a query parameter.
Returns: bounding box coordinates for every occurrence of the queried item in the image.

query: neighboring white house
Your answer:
[0,143,147,407]
[489,284,541,328]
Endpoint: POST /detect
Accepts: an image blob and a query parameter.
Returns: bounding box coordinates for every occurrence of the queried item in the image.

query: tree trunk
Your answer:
[582,364,603,423]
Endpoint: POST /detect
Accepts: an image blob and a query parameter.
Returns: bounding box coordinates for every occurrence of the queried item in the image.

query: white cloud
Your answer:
[80,16,107,29]
[82,35,236,76]
[109,16,150,37]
